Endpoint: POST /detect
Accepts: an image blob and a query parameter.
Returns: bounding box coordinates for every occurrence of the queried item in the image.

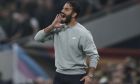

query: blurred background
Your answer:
[0,0,140,84]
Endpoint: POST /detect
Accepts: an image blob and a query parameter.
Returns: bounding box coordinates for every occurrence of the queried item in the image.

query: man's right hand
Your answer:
[51,14,62,28]
[44,14,62,33]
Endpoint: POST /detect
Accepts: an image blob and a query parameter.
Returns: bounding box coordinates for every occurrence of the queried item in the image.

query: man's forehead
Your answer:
[63,3,72,8]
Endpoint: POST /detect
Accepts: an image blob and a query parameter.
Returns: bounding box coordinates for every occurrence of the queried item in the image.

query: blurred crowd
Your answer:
[93,57,140,84]
[0,0,139,44]
[0,56,140,84]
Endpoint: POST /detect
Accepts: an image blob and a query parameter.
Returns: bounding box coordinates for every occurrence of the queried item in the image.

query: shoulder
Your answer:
[76,23,92,38]
[75,23,89,33]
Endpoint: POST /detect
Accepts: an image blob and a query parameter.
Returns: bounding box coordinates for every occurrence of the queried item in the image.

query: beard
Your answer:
[61,14,72,25]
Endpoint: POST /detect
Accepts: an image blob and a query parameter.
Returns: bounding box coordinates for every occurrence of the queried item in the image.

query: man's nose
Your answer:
[61,9,65,13]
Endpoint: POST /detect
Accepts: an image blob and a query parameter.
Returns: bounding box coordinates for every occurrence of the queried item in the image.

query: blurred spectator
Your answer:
[109,77,123,84]
[0,9,12,43]
[10,11,34,40]
[35,0,56,29]
[99,0,115,13]
[16,0,38,17]
[0,26,7,44]
[114,0,130,5]
[136,67,140,84]
[109,64,125,84]
[0,72,4,84]
[85,0,100,16]
[123,57,136,84]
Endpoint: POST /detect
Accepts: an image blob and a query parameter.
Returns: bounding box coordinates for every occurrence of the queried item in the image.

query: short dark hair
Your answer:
[66,0,81,18]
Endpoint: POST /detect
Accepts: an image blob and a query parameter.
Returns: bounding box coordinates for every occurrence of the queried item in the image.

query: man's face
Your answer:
[60,3,74,24]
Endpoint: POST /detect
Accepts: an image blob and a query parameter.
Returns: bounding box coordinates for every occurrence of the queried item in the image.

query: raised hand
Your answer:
[51,14,62,28]
[44,14,63,33]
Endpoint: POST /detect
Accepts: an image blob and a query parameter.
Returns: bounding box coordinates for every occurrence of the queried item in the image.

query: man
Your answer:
[34,1,99,84]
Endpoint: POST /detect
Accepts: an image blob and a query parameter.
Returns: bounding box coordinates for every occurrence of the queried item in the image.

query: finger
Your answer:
[54,14,58,21]
[57,14,62,22]
[56,14,61,19]
[80,76,85,81]
[56,14,58,18]
[58,14,62,19]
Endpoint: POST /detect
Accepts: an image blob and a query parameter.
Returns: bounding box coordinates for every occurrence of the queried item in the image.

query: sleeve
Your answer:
[79,32,100,68]
[34,29,54,42]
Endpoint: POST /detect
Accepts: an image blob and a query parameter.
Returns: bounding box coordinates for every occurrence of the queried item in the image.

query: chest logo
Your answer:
[72,37,76,40]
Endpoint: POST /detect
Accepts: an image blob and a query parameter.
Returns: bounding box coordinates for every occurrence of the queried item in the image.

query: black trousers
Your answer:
[53,72,85,84]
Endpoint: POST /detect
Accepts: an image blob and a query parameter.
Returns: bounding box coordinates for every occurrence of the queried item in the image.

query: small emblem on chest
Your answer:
[72,37,76,39]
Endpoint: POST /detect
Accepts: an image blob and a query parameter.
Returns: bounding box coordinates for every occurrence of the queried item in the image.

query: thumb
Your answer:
[80,76,86,81]
[55,23,62,28]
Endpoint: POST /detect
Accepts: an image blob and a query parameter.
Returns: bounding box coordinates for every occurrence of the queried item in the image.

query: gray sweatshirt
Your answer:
[34,23,99,75]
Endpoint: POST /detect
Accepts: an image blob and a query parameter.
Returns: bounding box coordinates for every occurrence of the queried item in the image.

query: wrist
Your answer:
[87,74,94,79]
[44,25,54,33]
[50,24,55,28]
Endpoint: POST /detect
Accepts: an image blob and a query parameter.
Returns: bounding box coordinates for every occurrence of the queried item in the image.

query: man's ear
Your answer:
[72,12,77,18]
